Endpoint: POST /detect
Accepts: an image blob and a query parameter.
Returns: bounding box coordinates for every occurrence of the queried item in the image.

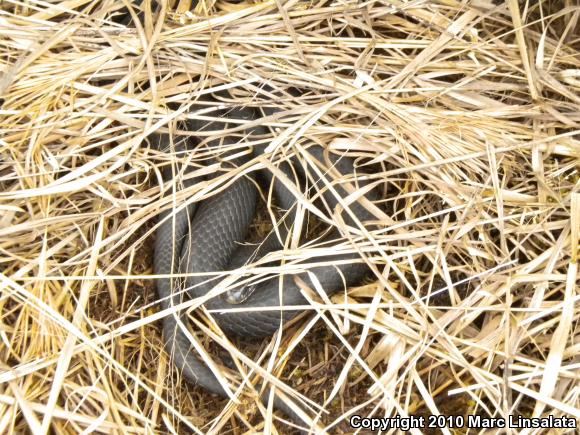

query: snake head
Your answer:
[224,283,257,305]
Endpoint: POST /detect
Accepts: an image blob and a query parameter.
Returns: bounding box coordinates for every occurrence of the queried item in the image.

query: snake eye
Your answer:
[224,284,257,304]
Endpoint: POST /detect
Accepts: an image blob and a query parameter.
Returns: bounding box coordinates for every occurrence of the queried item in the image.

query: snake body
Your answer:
[153,100,377,420]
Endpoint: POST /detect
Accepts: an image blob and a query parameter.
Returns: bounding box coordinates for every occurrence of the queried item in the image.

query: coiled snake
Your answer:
[153,97,378,425]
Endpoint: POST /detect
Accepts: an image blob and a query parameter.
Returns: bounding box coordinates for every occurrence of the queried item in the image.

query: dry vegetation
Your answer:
[0,0,579,433]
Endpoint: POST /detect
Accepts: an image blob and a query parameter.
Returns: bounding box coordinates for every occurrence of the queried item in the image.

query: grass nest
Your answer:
[0,0,579,434]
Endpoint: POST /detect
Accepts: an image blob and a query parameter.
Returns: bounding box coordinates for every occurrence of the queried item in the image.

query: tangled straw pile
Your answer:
[0,0,579,433]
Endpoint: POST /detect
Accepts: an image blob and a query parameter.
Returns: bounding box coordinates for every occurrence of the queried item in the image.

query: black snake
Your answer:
[152,97,378,425]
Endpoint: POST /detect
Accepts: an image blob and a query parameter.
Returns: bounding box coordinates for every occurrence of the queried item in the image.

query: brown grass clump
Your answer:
[0,0,579,434]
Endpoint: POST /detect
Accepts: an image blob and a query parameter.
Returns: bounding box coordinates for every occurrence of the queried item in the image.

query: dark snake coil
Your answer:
[152,97,378,426]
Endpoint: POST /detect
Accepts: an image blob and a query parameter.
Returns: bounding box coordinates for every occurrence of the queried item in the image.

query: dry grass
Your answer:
[0,0,579,433]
